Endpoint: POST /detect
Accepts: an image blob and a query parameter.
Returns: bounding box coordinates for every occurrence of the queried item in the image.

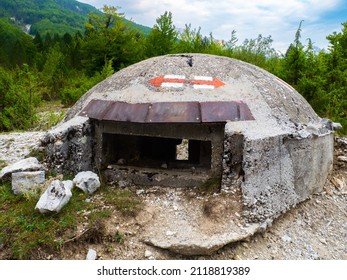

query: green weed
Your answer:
[114,230,125,244]
[103,187,143,217]
[0,182,143,259]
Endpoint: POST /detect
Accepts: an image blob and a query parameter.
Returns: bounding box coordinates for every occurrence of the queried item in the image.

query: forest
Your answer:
[0,6,346,134]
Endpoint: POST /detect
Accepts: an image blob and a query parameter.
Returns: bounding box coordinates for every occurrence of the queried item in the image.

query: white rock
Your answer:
[86,249,97,260]
[281,233,292,242]
[11,171,45,195]
[73,171,100,194]
[144,250,153,258]
[35,180,73,213]
[0,157,43,180]
[337,156,347,163]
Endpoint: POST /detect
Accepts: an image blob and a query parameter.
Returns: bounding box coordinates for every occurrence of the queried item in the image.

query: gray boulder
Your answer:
[11,171,45,195]
[73,171,100,194]
[0,157,44,180]
[35,180,73,213]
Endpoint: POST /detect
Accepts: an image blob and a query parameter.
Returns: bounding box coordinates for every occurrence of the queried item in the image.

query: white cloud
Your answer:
[78,0,343,52]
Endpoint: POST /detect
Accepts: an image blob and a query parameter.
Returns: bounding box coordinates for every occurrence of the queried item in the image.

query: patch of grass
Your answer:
[0,159,7,169]
[27,148,47,163]
[34,101,66,131]
[0,184,86,259]
[114,230,125,244]
[89,209,112,221]
[199,177,221,193]
[103,187,143,217]
[0,181,144,259]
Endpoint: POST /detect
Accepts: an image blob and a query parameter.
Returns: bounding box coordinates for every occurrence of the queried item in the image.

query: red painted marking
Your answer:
[191,77,225,88]
[149,75,225,88]
[149,75,186,87]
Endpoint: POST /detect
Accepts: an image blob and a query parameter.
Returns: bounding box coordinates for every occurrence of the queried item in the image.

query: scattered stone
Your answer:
[331,177,345,190]
[35,180,73,213]
[86,249,97,260]
[73,171,100,194]
[281,233,292,242]
[319,238,327,245]
[0,157,44,180]
[144,250,153,258]
[337,156,347,163]
[136,189,145,195]
[11,171,45,195]
[118,180,129,188]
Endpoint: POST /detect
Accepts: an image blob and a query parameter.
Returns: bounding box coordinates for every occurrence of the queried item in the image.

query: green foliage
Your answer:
[232,34,277,69]
[145,11,178,57]
[81,6,145,74]
[60,59,114,106]
[0,65,41,131]
[114,230,125,244]
[0,3,346,134]
[0,18,36,67]
[0,0,100,36]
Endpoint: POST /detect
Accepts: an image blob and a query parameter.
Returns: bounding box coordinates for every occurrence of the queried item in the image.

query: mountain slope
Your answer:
[0,0,151,35]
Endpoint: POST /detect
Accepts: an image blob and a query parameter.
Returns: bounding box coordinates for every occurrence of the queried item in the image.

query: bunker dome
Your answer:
[41,54,338,253]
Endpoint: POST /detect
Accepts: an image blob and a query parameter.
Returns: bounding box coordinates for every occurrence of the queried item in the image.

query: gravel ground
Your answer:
[0,131,45,165]
[0,132,346,260]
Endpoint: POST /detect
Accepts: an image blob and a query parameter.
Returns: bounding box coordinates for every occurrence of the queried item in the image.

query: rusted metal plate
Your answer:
[103,101,150,123]
[146,102,201,123]
[79,99,112,119]
[80,100,254,123]
[238,101,255,121]
[200,101,254,122]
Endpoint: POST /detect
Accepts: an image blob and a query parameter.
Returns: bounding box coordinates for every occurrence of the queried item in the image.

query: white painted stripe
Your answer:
[193,84,215,89]
[194,76,213,81]
[164,74,186,79]
[162,82,184,88]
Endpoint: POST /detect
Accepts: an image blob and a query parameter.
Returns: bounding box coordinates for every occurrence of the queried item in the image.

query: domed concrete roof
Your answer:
[66,54,321,136]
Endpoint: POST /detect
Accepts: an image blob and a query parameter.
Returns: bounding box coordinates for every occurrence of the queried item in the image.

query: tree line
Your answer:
[0,6,346,133]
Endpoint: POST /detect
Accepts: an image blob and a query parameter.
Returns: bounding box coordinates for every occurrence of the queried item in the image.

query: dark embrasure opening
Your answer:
[102,133,211,170]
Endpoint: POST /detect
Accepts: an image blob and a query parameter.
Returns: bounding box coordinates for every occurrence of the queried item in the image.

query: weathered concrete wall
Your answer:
[286,133,334,199]
[241,134,299,223]
[222,131,335,224]
[221,132,244,193]
[41,117,94,174]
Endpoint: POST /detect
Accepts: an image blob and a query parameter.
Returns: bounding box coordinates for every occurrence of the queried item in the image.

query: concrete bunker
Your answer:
[80,99,253,187]
[41,53,340,255]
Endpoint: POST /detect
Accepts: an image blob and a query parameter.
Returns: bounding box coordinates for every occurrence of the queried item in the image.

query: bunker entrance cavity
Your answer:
[94,121,225,187]
[102,133,212,170]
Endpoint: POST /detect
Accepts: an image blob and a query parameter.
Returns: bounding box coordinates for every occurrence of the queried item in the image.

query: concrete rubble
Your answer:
[73,171,100,194]
[0,157,44,180]
[35,179,73,213]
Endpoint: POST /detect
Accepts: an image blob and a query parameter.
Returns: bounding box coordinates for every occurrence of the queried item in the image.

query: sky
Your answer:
[78,0,347,53]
